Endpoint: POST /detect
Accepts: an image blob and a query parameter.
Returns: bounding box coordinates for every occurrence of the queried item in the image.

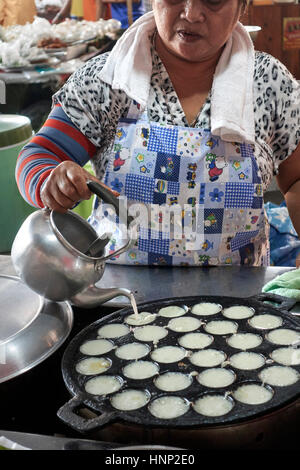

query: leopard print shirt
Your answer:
[53,42,300,191]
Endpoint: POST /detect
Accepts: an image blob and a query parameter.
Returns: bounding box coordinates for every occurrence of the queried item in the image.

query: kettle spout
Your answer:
[70,286,133,309]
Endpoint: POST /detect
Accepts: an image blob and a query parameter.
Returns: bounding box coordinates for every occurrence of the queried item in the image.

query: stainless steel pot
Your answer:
[11,181,134,308]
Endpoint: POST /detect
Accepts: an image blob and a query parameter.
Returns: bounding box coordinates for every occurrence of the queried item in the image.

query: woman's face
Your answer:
[152,0,243,63]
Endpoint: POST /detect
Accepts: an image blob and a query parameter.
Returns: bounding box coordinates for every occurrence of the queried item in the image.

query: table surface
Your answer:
[0,254,295,307]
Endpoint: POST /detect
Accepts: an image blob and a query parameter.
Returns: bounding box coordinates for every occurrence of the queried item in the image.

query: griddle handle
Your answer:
[57,395,118,432]
[251,292,297,313]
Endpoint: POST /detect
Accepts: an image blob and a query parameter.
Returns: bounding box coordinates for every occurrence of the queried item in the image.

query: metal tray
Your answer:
[0,275,73,383]
[58,293,300,432]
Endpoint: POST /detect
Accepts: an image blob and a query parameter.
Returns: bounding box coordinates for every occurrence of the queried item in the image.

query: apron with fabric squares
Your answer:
[89,101,269,266]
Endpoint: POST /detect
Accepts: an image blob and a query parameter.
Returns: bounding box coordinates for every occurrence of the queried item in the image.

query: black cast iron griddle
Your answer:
[57,293,300,433]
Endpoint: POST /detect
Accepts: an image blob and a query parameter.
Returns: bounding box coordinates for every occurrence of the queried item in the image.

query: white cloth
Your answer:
[99,12,255,145]
[99,11,155,107]
[211,22,255,144]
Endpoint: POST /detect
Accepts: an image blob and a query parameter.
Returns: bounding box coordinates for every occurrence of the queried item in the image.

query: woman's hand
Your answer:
[41,161,119,212]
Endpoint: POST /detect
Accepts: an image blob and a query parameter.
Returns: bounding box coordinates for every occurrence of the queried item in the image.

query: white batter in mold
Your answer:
[154,372,193,392]
[226,333,262,350]
[266,328,300,346]
[233,383,274,405]
[178,332,214,349]
[191,303,222,316]
[158,305,188,318]
[115,342,150,360]
[79,339,114,356]
[229,352,265,370]
[222,305,255,320]
[110,389,150,411]
[270,347,300,366]
[124,311,157,326]
[193,394,234,417]
[84,375,123,395]
[248,314,283,330]
[189,349,226,368]
[75,357,111,375]
[197,368,236,388]
[97,323,130,339]
[122,360,159,380]
[150,345,186,363]
[148,396,190,419]
[133,325,168,343]
[259,365,299,386]
[167,316,201,333]
[204,320,238,335]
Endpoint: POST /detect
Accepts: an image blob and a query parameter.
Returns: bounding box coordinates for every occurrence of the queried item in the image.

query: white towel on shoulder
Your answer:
[211,22,255,144]
[99,12,255,144]
[99,11,155,107]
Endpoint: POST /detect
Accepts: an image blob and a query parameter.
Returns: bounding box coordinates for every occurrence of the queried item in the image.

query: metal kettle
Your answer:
[11,181,134,308]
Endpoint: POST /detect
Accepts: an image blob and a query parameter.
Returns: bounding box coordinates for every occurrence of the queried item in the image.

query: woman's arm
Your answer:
[276,143,300,267]
[16,104,98,211]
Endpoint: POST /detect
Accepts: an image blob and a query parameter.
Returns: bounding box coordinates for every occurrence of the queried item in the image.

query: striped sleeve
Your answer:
[16,104,97,208]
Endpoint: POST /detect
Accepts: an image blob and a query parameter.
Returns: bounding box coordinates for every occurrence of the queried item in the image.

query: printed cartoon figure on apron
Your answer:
[206,153,227,182]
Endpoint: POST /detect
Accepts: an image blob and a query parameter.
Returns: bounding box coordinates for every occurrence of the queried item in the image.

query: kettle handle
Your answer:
[87,180,134,227]
[86,180,135,259]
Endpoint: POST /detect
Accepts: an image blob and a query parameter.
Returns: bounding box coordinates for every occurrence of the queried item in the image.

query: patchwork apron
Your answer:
[89,101,270,266]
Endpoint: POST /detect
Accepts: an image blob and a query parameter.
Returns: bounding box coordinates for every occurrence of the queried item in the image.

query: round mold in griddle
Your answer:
[122,360,160,380]
[265,328,300,346]
[110,388,151,411]
[269,347,300,366]
[193,392,234,417]
[222,305,255,320]
[197,367,236,388]
[150,345,187,363]
[232,381,274,405]
[190,302,222,316]
[229,352,266,371]
[178,332,214,350]
[97,323,130,339]
[167,316,201,333]
[115,342,151,361]
[154,372,193,392]
[124,312,157,326]
[258,365,299,387]
[148,395,190,420]
[226,332,263,350]
[204,320,238,335]
[158,305,188,318]
[189,349,226,368]
[248,314,283,330]
[59,294,300,430]
[75,357,112,376]
[79,339,115,356]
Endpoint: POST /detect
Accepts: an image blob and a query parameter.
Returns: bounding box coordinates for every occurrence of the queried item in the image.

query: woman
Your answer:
[16,1,300,267]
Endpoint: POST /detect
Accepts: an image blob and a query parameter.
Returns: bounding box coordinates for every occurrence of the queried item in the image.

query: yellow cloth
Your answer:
[0,0,36,26]
[70,0,84,18]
